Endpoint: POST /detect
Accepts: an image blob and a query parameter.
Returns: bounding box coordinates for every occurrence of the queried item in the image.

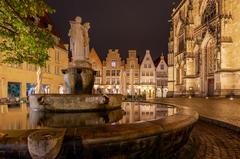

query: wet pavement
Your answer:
[181,121,240,159]
[154,98,240,128]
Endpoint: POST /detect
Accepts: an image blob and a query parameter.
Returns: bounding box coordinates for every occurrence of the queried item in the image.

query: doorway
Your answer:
[208,79,214,96]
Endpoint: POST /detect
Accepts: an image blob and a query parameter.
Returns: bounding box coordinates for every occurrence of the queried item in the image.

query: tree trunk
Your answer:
[35,66,42,94]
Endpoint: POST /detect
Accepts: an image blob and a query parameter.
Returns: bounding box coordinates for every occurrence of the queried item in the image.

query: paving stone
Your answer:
[191,121,240,159]
[154,98,240,128]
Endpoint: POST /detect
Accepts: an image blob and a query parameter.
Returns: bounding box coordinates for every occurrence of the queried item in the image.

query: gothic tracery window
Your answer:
[202,0,217,24]
[206,40,215,75]
[178,25,185,54]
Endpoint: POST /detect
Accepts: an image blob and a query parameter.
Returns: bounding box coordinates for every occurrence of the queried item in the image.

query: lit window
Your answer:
[111,60,116,68]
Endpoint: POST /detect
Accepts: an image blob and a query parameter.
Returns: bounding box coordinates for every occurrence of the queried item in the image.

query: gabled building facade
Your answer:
[89,49,168,99]
[140,50,156,99]
[156,54,168,98]
[102,49,125,94]
[125,50,140,96]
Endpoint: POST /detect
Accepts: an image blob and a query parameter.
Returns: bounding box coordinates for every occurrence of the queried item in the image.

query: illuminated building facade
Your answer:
[156,54,168,98]
[0,19,69,99]
[125,50,140,96]
[102,49,125,94]
[140,50,156,99]
[168,0,240,97]
[88,49,168,99]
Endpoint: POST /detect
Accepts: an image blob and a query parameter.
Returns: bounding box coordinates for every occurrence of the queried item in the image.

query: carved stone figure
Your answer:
[68,16,91,63]
[83,22,91,59]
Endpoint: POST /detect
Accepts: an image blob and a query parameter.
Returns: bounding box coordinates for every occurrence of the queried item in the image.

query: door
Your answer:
[208,79,214,96]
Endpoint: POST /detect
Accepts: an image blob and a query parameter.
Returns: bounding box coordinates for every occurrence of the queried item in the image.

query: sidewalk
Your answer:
[152,98,240,128]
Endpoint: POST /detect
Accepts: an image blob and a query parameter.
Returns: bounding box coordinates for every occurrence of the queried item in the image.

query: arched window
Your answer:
[202,0,217,24]
[178,25,185,54]
[206,40,215,75]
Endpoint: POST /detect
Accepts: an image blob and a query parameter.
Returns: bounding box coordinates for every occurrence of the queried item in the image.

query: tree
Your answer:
[0,0,55,93]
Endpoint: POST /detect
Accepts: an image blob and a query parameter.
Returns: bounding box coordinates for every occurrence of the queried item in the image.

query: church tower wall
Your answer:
[168,0,240,97]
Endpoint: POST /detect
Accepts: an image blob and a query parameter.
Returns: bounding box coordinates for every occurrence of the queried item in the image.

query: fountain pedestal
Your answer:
[63,60,95,95]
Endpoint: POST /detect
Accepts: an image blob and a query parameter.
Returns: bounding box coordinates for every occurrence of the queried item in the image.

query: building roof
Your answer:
[39,14,66,50]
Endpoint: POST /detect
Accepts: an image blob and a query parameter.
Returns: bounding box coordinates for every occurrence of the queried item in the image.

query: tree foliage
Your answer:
[0,0,55,67]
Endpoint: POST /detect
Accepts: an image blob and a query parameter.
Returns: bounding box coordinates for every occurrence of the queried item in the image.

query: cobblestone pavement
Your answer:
[190,121,240,159]
[154,98,240,128]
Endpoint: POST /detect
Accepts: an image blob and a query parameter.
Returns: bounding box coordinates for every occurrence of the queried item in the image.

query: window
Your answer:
[130,62,134,68]
[55,50,60,63]
[134,79,138,84]
[112,70,116,76]
[95,78,100,84]
[144,64,147,68]
[106,70,110,76]
[178,35,185,53]
[206,40,215,74]
[202,0,217,24]
[161,64,164,70]
[43,65,51,73]
[150,72,153,76]
[55,66,60,75]
[111,78,115,85]
[8,63,22,69]
[135,72,138,77]
[117,70,120,76]
[148,64,151,68]
[146,72,149,76]
[150,79,153,83]
[96,71,100,77]
[116,78,120,84]
[111,60,116,68]
[142,72,145,76]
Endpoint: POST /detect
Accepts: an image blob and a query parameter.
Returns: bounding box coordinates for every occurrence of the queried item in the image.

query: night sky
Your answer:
[46,0,181,60]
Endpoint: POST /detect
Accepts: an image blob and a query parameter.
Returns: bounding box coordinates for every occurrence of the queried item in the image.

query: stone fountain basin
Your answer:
[29,94,123,112]
[0,104,198,158]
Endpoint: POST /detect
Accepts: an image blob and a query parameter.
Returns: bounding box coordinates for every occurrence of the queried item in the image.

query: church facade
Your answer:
[168,0,240,97]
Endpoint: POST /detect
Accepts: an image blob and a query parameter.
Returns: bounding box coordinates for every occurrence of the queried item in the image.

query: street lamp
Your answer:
[189,87,193,99]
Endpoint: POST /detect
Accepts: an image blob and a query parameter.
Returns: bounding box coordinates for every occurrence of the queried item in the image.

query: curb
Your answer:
[142,100,240,133]
[199,116,240,133]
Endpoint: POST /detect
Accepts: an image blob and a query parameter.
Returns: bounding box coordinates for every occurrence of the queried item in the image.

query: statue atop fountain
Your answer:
[63,16,94,94]
[69,16,90,65]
